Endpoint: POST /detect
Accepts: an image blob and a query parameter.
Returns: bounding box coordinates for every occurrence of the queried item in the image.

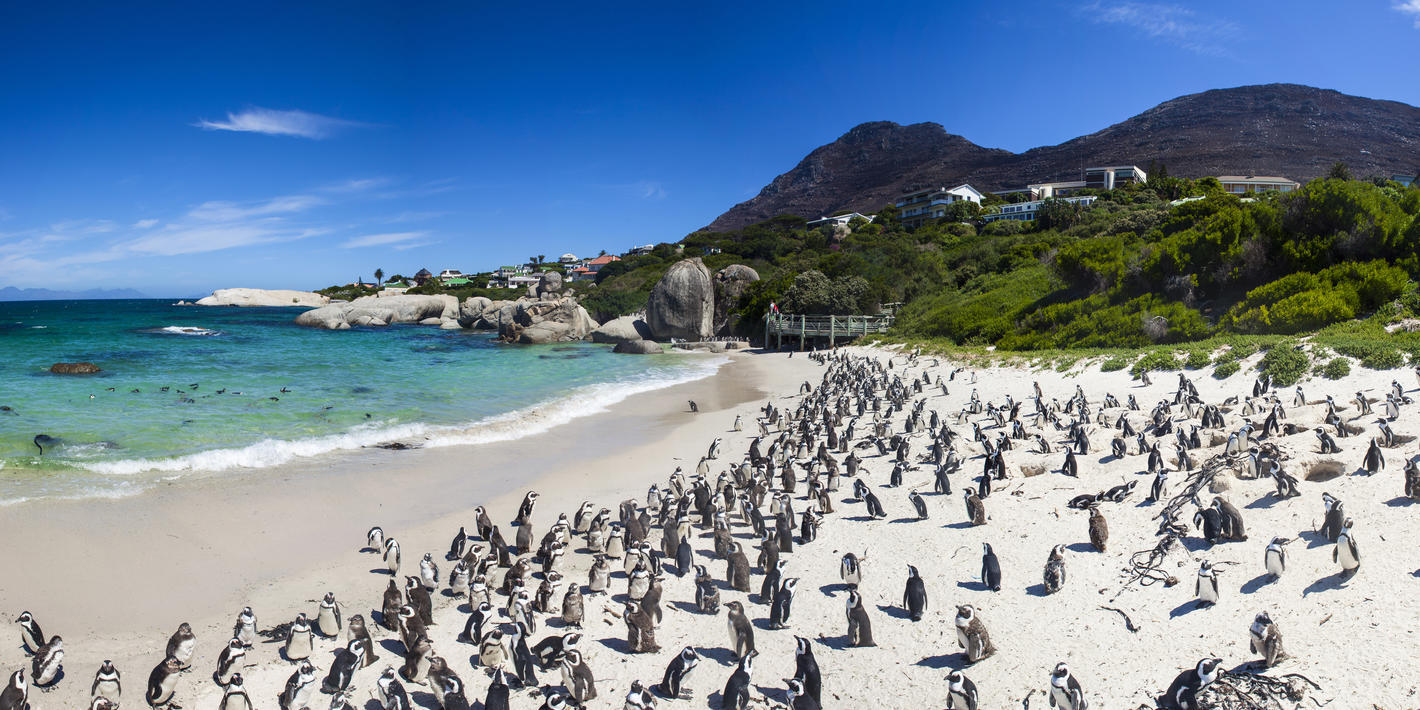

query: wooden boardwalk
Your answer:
[764,313,894,349]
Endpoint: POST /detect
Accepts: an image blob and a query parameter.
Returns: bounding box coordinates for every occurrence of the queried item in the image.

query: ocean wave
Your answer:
[145,326,221,336]
[75,355,727,476]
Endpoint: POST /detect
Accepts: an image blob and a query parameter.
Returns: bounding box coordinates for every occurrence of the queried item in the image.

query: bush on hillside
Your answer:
[1322,357,1350,380]
[1258,344,1309,386]
[1213,360,1240,379]
[1131,350,1181,377]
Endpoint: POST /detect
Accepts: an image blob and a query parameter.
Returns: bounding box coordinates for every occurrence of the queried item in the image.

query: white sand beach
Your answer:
[0,345,1415,708]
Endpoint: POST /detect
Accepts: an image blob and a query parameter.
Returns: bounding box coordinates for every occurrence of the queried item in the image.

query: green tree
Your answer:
[1328,161,1352,181]
[373,268,384,286]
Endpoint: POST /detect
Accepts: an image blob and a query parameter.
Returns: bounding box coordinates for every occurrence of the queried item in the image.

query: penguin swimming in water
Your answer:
[1048,662,1086,710]
[32,434,57,455]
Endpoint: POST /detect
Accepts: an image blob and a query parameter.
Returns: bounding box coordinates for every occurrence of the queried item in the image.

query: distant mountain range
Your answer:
[707,83,1420,231]
[0,286,148,301]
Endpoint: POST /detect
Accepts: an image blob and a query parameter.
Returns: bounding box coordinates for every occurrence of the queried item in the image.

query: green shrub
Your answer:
[1100,356,1132,372]
[1322,357,1350,379]
[1258,344,1309,386]
[1213,360,1240,379]
[1184,350,1212,369]
[1131,350,1181,377]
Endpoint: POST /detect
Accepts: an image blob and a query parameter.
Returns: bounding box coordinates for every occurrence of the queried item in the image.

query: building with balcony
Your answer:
[806,212,875,229]
[896,185,983,228]
[1084,166,1147,191]
[1216,176,1300,195]
[981,195,1098,222]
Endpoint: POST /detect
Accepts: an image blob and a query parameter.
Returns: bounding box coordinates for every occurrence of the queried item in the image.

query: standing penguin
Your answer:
[793,636,821,705]
[1087,506,1108,552]
[954,605,995,663]
[322,639,365,694]
[980,543,1002,591]
[559,649,597,704]
[964,490,986,526]
[768,578,799,629]
[232,607,257,648]
[278,660,318,710]
[1043,544,1067,594]
[284,613,313,661]
[1334,518,1361,576]
[1363,438,1386,475]
[317,591,343,637]
[903,564,928,621]
[348,614,378,667]
[1249,612,1286,669]
[384,537,402,575]
[561,584,585,628]
[657,646,700,700]
[721,650,757,710]
[946,670,978,710]
[31,634,62,688]
[218,673,251,710]
[1146,470,1168,504]
[908,490,929,519]
[1048,662,1086,710]
[15,612,44,655]
[216,637,246,686]
[165,622,196,670]
[840,552,864,586]
[785,677,819,710]
[845,589,876,647]
[0,671,24,710]
[145,656,182,709]
[725,601,755,659]
[91,660,121,702]
[1264,537,1288,579]
[1321,494,1345,542]
[1195,560,1220,607]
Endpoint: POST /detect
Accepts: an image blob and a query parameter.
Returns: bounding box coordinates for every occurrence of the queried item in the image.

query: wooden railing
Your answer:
[763,312,894,348]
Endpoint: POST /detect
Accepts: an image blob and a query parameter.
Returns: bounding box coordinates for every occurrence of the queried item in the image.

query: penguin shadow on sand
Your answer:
[955,580,992,592]
[817,581,854,597]
[1303,570,1353,596]
[698,646,741,666]
[944,519,977,530]
[1240,573,1279,595]
[875,603,913,620]
[1064,541,1098,554]
[596,636,633,654]
[1025,582,1052,597]
[888,516,920,524]
[914,648,974,671]
[1178,536,1215,554]
[1244,493,1286,510]
[377,637,407,657]
[1298,529,1331,549]
[1384,496,1418,508]
[1169,599,1212,618]
[408,688,439,708]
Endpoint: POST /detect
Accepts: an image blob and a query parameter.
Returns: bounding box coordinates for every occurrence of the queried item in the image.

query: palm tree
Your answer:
[537,255,546,265]
[374,268,384,287]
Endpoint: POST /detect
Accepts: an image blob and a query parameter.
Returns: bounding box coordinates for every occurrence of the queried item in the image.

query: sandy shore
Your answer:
[3,343,1417,708]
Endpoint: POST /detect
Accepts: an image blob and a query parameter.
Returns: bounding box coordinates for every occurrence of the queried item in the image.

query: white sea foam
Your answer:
[151,326,220,336]
[76,355,728,476]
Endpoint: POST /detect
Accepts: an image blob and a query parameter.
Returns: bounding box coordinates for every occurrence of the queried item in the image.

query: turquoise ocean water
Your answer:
[0,300,720,503]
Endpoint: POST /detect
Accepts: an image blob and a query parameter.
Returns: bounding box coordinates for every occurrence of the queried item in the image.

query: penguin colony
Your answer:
[7,351,1420,707]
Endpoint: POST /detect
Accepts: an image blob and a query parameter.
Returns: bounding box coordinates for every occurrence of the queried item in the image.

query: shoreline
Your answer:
[0,349,822,706]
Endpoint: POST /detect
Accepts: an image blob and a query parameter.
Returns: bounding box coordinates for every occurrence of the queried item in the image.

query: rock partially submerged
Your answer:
[497,298,599,344]
[613,340,664,354]
[591,315,654,344]
[195,288,329,308]
[50,362,101,374]
[294,294,459,330]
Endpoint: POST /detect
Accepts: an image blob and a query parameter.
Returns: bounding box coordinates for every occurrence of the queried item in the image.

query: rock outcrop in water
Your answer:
[591,315,654,344]
[496,298,598,344]
[50,362,101,374]
[612,340,663,354]
[646,258,715,341]
[294,294,459,330]
[195,288,329,308]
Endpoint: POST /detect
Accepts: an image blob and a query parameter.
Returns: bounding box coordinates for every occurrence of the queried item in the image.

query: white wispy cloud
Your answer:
[124,225,330,256]
[187,195,326,221]
[134,219,159,229]
[380,210,451,223]
[194,107,364,139]
[1397,0,1420,27]
[341,231,427,249]
[1084,2,1239,57]
[322,177,390,193]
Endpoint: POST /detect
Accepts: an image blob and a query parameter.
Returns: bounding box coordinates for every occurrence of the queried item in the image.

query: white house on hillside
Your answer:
[1216,176,1300,194]
[806,212,875,229]
[896,185,983,228]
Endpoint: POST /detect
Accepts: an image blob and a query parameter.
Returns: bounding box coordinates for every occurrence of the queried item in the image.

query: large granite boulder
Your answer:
[646,258,714,340]
[458,296,494,328]
[591,315,654,344]
[538,271,563,298]
[613,339,664,354]
[50,362,101,374]
[498,297,599,344]
[295,294,458,330]
[713,264,760,335]
[195,288,329,307]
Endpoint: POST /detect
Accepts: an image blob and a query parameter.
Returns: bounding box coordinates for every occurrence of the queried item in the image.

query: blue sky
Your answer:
[2,1,1418,296]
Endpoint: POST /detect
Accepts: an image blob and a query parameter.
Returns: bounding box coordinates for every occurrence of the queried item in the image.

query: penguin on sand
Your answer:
[793,636,821,705]
[1195,560,1220,607]
[1048,662,1087,710]
[145,656,182,709]
[1264,537,1288,579]
[1161,658,1222,709]
[721,650,757,710]
[903,564,928,620]
[946,670,978,710]
[980,543,1002,591]
[954,605,995,663]
[845,589,875,647]
[91,660,121,702]
[1334,518,1361,576]
[656,646,700,699]
[1249,612,1286,669]
[1043,544,1067,594]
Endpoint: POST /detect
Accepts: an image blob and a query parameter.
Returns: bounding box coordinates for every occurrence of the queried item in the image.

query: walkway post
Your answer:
[829,315,835,347]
